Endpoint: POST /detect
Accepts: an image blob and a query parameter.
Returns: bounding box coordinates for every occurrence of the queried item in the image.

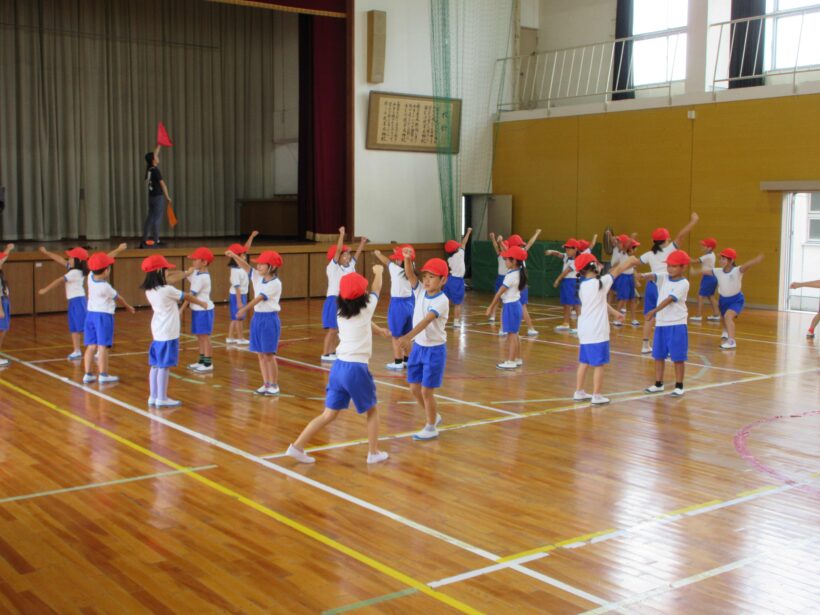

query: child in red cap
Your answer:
[225,230,258,345]
[373,244,415,370]
[700,248,764,349]
[38,243,127,360]
[82,252,136,384]
[546,237,583,331]
[287,266,391,465]
[182,246,216,373]
[398,249,450,440]
[641,249,692,396]
[691,237,721,322]
[0,244,14,368]
[790,279,820,339]
[442,227,472,327]
[141,255,207,407]
[322,227,367,362]
[607,233,640,327]
[227,248,284,395]
[486,245,528,369]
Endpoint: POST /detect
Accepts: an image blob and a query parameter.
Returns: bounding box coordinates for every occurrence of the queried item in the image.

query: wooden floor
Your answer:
[0,293,818,614]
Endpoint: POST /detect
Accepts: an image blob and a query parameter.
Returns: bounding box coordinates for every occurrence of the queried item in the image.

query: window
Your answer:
[764,0,820,71]
[810,193,820,241]
[632,0,689,86]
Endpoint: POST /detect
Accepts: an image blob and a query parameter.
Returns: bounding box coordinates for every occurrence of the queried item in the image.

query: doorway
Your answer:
[780,192,820,311]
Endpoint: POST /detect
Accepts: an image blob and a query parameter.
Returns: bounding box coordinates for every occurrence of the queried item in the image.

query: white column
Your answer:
[686,0,709,94]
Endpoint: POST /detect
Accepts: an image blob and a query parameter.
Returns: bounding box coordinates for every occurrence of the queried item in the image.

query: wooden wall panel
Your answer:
[280,253,308,299]
[4,262,34,315]
[34,261,70,314]
[309,253,327,298]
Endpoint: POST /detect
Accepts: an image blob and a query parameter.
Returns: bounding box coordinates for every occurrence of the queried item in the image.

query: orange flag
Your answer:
[157,122,173,147]
[166,201,178,227]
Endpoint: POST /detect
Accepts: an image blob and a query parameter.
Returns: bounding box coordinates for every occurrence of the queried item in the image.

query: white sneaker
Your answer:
[193,363,213,373]
[488,315,496,322]
[690,315,702,322]
[573,390,592,401]
[82,373,96,383]
[631,320,641,327]
[645,384,664,393]
[225,338,236,344]
[671,387,685,397]
[497,330,506,336]
[721,330,729,339]
[453,319,461,327]
[187,361,202,370]
[155,398,182,408]
[707,315,721,321]
[496,360,518,370]
[412,425,439,441]
[720,340,736,350]
[527,328,538,337]
[435,413,443,427]
[266,385,280,395]
[613,321,623,327]
[555,324,570,331]
[570,312,578,320]
[367,451,389,465]
[0,358,9,367]
[320,353,337,362]
[67,351,82,360]
[385,362,405,370]
[98,374,119,383]
[619,308,626,314]
[641,345,653,354]
[237,338,250,345]
[591,394,610,405]
[287,444,316,464]
[514,358,523,366]
[254,385,269,395]
[569,329,578,336]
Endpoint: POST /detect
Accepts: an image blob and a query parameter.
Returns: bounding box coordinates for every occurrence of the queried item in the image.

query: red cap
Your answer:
[188,247,214,264]
[506,234,525,247]
[141,254,176,272]
[500,246,528,261]
[616,234,631,245]
[252,250,283,268]
[420,258,448,278]
[327,244,350,261]
[88,252,115,271]
[339,272,369,300]
[563,238,579,249]
[719,248,737,261]
[651,227,671,242]
[577,240,591,252]
[666,249,691,266]
[700,237,717,249]
[574,253,600,272]
[444,240,461,254]
[628,239,641,249]
[228,243,247,255]
[391,245,415,261]
[65,247,89,260]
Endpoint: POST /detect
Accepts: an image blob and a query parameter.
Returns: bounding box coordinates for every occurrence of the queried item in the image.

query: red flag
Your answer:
[157,122,173,147]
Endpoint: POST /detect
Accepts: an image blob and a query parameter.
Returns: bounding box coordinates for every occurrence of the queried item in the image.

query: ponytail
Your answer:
[518,261,527,291]
[651,240,664,254]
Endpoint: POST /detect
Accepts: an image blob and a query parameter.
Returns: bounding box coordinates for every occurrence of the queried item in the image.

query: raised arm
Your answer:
[402,248,418,288]
[225,250,251,273]
[544,249,565,259]
[673,212,699,246]
[372,249,390,266]
[38,275,66,295]
[0,244,15,267]
[461,227,473,248]
[587,233,598,250]
[243,230,259,253]
[38,246,67,267]
[371,264,384,296]
[525,228,542,251]
[333,227,346,263]
[609,255,640,279]
[107,243,128,258]
[739,253,764,274]
[353,235,368,263]
[489,233,502,256]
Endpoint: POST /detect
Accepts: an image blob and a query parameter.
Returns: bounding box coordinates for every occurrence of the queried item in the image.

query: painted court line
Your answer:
[0,380,482,615]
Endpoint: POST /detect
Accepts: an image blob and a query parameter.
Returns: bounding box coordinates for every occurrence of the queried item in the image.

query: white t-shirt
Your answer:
[230,267,249,295]
[713,266,743,297]
[640,243,677,274]
[251,270,282,313]
[335,292,378,364]
[411,283,449,346]
[563,254,577,279]
[188,271,214,311]
[389,261,413,298]
[698,252,716,272]
[497,255,507,276]
[501,269,522,303]
[64,269,86,300]
[146,285,185,341]
[611,247,634,274]
[655,273,689,326]
[87,275,118,314]
[578,274,614,344]
[448,249,466,278]
[326,258,357,297]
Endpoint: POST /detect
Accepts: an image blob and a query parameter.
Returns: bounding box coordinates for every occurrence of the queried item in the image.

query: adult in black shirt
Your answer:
[141,145,172,248]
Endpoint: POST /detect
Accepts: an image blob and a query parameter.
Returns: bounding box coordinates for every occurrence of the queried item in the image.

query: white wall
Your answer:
[538,0,616,51]
[353,1,442,243]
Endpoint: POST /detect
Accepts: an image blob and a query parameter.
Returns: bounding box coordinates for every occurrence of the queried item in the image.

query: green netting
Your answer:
[471,241,602,299]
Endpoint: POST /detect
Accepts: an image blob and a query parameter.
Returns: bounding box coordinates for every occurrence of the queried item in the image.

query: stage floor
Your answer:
[7,236,315,253]
[0,294,818,613]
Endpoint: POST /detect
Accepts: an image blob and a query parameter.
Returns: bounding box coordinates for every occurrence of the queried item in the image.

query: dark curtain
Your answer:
[729,0,766,88]
[297,14,347,236]
[612,0,634,100]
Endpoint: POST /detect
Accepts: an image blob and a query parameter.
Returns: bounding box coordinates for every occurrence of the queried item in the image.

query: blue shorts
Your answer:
[699,275,718,297]
[67,297,87,333]
[644,280,659,314]
[387,296,414,337]
[249,311,281,354]
[494,274,505,292]
[579,341,610,366]
[322,296,339,329]
[719,292,744,316]
[84,312,114,347]
[560,278,580,306]
[520,287,529,305]
[149,339,179,368]
[502,301,522,334]
[191,309,214,335]
[0,297,9,331]
[443,276,465,305]
[652,324,688,362]
[407,343,446,389]
[325,360,377,414]
[614,274,636,301]
[229,293,248,321]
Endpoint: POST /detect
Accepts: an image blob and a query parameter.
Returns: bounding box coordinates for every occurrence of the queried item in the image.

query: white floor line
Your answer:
[580,534,820,615]
[428,553,549,588]
[511,564,609,606]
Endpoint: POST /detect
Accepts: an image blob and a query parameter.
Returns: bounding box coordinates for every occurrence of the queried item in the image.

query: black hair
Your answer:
[227,253,249,269]
[651,239,665,254]
[0,269,7,296]
[337,293,370,319]
[576,262,603,292]
[140,269,167,290]
[517,261,528,291]
[70,258,89,276]
[144,152,155,180]
[92,267,109,276]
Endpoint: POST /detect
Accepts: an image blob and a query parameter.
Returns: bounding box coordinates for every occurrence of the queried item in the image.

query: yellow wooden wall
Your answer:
[493,93,820,306]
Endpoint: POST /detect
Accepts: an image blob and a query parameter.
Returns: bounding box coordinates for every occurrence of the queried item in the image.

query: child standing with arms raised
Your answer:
[443,227,472,327]
[287,266,391,464]
[373,245,415,370]
[691,237,721,322]
[398,249,450,441]
[225,230,258,345]
[486,245,527,369]
[322,227,366,362]
[546,238,581,330]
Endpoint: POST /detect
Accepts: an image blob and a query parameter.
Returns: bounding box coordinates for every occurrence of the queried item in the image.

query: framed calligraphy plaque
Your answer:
[366,91,462,153]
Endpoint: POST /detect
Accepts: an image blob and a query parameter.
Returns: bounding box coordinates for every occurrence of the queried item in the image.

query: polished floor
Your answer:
[0,294,818,614]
